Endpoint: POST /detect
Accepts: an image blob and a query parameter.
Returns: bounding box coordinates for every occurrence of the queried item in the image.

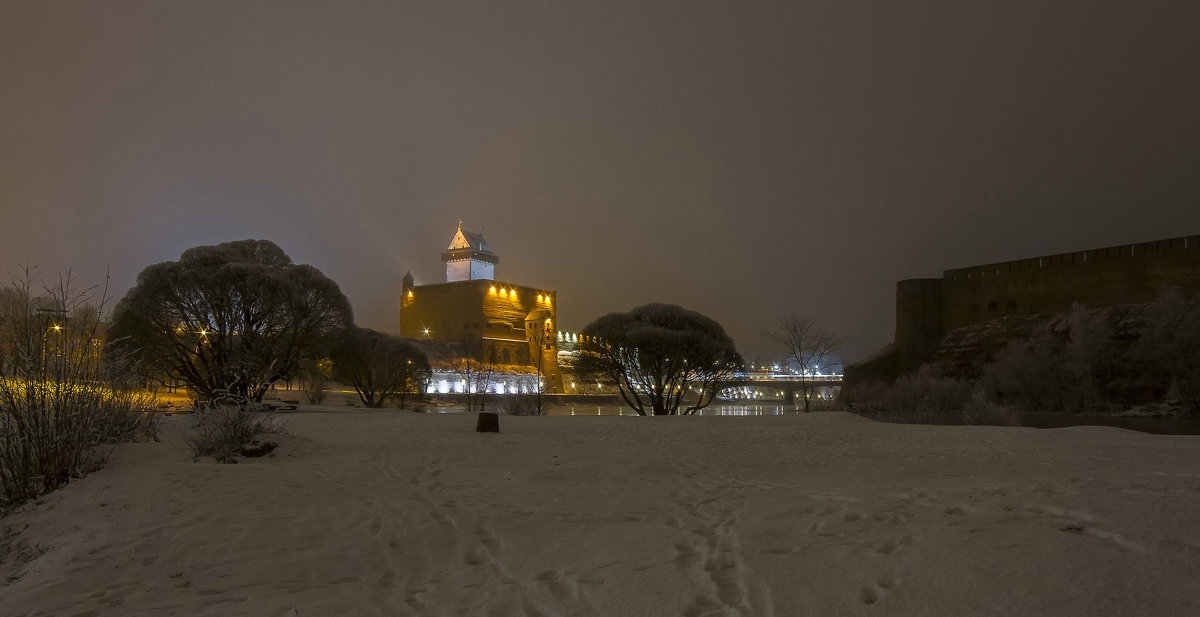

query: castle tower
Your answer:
[400,222,565,393]
[442,222,498,282]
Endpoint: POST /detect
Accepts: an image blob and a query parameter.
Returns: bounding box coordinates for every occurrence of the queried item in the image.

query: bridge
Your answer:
[721,372,843,402]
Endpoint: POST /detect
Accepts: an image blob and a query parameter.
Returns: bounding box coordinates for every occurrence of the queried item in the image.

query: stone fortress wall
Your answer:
[849,234,1200,386]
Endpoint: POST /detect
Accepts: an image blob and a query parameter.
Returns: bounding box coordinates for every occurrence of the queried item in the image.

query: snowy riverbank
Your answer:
[4,409,1199,616]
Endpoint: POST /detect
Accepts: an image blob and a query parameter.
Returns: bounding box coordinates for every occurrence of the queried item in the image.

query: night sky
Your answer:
[3,1,1199,363]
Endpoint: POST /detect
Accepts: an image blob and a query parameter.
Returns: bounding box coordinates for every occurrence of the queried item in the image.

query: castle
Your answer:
[398,224,565,393]
[846,234,1200,386]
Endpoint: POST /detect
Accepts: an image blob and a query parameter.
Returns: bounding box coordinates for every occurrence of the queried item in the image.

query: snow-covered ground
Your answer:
[3,409,1199,616]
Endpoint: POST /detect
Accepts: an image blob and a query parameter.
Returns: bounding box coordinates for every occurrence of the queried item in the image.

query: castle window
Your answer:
[1006,300,1017,310]
[987,301,998,312]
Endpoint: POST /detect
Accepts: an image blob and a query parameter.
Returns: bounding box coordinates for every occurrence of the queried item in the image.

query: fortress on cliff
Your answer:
[398,224,565,393]
[846,234,1200,387]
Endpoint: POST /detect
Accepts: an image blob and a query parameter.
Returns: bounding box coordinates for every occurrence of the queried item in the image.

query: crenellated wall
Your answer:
[938,235,1200,334]
[846,234,1200,387]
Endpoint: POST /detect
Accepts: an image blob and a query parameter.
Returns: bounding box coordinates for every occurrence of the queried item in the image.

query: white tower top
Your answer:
[441,222,499,282]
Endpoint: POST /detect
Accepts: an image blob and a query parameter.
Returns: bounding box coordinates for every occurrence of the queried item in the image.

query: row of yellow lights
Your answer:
[487,285,551,305]
[404,285,552,305]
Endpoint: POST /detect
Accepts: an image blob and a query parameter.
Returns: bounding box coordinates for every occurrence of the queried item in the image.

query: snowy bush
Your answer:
[186,392,286,461]
[847,365,970,423]
[0,270,158,512]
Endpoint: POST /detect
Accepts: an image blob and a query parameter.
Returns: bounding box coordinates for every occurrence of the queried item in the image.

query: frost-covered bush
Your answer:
[981,301,1185,412]
[962,391,1020,426]
[1130,289,1200,413]
[848,365,970,423]
[0,270,158,512]
[187,392,285,461]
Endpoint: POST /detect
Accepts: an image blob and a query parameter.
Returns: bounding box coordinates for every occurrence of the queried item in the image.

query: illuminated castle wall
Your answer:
[399,224,565,393]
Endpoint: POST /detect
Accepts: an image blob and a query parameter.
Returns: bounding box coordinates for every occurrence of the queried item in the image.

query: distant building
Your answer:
[845,234,1200,387]
[399,223,565,393]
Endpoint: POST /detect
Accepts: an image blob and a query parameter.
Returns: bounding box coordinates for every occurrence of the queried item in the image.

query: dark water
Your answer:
[546,404,793,417]
[546,404,1200,435]
[855,408,1200,435]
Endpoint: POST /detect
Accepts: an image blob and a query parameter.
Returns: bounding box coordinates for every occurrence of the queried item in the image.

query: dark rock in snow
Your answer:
[240,441,279,457]
[476,412,499,433]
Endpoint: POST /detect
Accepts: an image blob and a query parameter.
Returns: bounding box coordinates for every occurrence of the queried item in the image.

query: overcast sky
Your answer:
[3,0,1198,362]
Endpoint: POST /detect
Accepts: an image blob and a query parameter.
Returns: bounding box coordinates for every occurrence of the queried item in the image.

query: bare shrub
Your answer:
[298,357,332,405]
[982,304,1126,412]
[1133,289,1200,414]
[302,372,327,405]
[885,365,970,420]
[962,390,1020,426]
[982,333,1065,410]
[803,396,843,412]
[0,268,159,512]
[500,393,541,416]
[848,365,970,424]
[186,391,286,461]
[331,327,430,408]
[450,337,500,412]
[765,313,840,412]
[842,380,891,409]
